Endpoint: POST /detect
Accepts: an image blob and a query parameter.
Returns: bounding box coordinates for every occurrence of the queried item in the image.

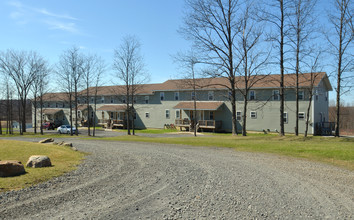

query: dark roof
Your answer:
[173,101,224,110]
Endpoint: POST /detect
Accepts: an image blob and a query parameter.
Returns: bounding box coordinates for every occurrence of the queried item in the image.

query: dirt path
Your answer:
[0,138,353,219]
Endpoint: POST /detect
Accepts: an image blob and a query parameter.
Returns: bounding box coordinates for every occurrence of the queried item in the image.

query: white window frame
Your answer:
[145,112,150,118]
[160,92,165,101]
[298,90,304,100]
[145,96,149,104]
[236,111,242,121]
[174,92,179,101]
[298,112,306,120]
[250,111,257,119]
[249,90,256,100]
[273,90,280,101]
[110,97,114,103]
[165,109,170,119]
[208,91,214,101]
[283,112,288,124]
[122,97,126,103]
[175,110,180,119]
[91,97,94,103]
[101,96,105,103]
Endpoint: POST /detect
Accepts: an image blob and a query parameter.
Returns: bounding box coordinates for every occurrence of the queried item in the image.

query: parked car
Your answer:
[57,125,77,134]
[42,122,55,130]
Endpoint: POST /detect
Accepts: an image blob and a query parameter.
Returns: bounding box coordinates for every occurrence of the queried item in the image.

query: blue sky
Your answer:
[0,0,352,104]
[0,0,190,83]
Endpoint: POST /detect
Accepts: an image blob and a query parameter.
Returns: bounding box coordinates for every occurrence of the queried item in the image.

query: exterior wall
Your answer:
[33,83,330,134]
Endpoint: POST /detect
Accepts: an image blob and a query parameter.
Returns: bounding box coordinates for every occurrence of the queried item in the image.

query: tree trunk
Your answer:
[304,95,312,137]
[34,99,37,134]
[279,0,285,136]
[242,98,248,136]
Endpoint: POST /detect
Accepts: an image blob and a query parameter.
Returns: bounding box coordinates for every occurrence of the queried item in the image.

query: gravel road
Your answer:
[0,138,353,219]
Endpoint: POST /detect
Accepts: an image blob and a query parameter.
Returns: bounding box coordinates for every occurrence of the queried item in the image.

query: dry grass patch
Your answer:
[0,140,86,192]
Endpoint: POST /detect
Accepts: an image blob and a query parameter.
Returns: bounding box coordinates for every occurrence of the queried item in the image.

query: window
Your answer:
[165,109,170,119]
[62,115,65,120]
[145,96,149,104]
[191,91,196,100]
[175,110,180,119]
[283,112,288,123]
[101,97,105,103]
[91,97,94,103]
[298,112,306,120]
[101,112,105,119]
[145,112,150,118]
[78,111,81,118]
[174,92,179,101]
[55,103,58,107]
[110,112,114,119]
[133,96,137,104]
[236,111,242,121]
[209,111,214,120]
[208,91,214,101]
[325,92,328,101]
[228,91,232,100]
[298,91,304,100]
[250,111,257,119]
[78,98,80,104]
[273,90,279,101]
[249,90,256,100]
[122,97,126,103]
[91,111,94,118]
[160,92,164,101]
[110,97,114,103]
[47,103,50,107]
[133,112,137,120]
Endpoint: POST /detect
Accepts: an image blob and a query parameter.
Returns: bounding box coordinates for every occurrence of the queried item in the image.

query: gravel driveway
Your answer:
[0,138,353,219]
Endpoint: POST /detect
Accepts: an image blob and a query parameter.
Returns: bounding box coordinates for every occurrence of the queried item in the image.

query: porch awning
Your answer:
[42,109,63,115]
[97,105,127,112]
[173,101,224,111]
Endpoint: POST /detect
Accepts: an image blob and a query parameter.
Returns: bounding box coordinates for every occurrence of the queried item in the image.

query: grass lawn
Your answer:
[113,128,179,134]
[0,140,86,192]
[97,134,354,170]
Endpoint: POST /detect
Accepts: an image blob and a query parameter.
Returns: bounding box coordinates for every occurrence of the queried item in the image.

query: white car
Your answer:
[57,125,77,134]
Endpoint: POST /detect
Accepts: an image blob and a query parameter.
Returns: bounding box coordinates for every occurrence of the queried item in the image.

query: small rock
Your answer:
[26,155,52,168]
[71,147,78,151]
[38,138,54,144]
[63,143,73,147]
[0,160,26,177]
[52,142,58,145]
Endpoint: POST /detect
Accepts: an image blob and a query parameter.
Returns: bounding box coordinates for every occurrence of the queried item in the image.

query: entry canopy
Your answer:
[97,104,127,112]
[173,101,224,111]
[42,109,63,115]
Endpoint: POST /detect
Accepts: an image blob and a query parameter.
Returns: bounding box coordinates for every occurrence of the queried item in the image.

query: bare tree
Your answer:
[303,53,323,137]
[92,61,105,137]
[113,35,149,135]
[57,47,84,136]
[180,0,242,135]
[235,2,269,136]
[0,50,46,134]
[260,0,291,136]
[327,0,353,137]
[82,54,106,136]
[288,0,318,136]
[31,61,50,134]
[174,51,203,137]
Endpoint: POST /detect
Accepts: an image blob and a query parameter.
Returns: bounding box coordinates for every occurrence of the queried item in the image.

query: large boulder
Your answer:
[0,160,25,177]
[26,155,52,168]
[39,138,54,144]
